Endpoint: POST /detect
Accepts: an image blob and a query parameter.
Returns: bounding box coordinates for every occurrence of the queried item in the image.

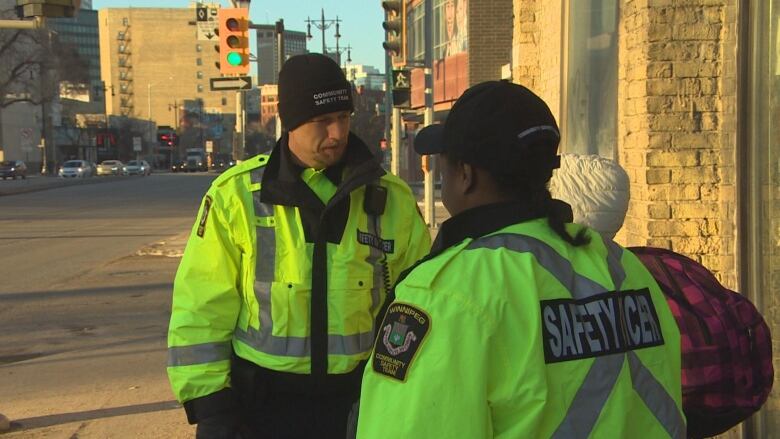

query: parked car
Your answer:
[171,161,186,173]
[58,160,94,178]
[124,160,151,176]
[0,160,27,180]
[96,160,124,176]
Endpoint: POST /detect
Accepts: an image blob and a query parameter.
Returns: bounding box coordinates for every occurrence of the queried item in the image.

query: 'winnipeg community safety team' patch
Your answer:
[372,302,430,381]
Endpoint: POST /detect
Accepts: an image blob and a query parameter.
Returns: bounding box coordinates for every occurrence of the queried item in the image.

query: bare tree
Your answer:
[0,5,90,157]
[0,7,89,109]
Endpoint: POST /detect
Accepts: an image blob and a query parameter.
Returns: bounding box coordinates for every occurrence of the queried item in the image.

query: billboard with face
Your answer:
[436,0,468,59]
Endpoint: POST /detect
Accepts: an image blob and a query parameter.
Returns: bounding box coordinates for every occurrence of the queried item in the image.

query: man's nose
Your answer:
[327,120,348,140]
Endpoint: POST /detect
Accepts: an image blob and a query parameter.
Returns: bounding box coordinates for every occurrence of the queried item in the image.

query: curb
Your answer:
[0,175,132,197]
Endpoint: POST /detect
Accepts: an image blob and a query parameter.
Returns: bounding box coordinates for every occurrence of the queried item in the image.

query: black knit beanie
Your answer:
[278,53,354,131]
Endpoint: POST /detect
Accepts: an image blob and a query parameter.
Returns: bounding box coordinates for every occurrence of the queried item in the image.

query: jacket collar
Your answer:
[260,132,385,209]
[430,201,559,254]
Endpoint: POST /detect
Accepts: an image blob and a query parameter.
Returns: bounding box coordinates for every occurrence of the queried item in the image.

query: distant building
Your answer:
[79,0,92,10]
[252,24,307,85]
[259,84,278,134]
[99,7,236,156]
[49,9,102,114]
[344,64,385,91]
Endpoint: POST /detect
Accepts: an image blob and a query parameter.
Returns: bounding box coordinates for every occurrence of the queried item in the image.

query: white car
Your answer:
[123,160,152,176]
[96,160,124,176]
[58,160,94,178]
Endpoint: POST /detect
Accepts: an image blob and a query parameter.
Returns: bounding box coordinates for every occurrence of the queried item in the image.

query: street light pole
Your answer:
[147,83,152,121]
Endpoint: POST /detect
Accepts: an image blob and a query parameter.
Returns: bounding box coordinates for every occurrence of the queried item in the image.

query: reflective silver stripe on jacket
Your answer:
[466,233,684,439]
[239,170,375,357]
[168,341,232,366]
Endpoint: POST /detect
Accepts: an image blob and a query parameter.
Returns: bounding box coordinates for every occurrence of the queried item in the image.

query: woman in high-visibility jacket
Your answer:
[356,81,685,438]
[168,53,430,438]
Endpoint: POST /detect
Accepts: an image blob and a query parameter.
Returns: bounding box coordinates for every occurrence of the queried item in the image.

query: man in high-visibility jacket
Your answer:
[357,81,685,438]
[168,53,430,438]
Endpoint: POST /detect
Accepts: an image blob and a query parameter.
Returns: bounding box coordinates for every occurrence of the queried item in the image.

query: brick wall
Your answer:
[617,1,738,290]
[511,0,562,121]
[468,0,513,85]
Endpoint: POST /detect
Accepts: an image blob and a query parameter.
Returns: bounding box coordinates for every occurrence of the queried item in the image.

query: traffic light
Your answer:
[381,0,406,66]
[218,8,250,75]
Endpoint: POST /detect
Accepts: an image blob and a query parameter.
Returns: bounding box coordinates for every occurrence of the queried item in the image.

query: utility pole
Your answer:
[423,0,435,227]
[274,19,284,140]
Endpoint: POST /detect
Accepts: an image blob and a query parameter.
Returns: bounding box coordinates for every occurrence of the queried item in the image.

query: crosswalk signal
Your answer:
[381,0,406,67]
[218,8,250,75]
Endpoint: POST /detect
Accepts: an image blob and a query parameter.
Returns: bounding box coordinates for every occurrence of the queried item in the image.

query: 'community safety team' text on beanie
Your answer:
[277,53,354,131]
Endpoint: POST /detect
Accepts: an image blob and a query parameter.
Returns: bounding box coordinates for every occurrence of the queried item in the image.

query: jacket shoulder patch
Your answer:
[372,302,430,381]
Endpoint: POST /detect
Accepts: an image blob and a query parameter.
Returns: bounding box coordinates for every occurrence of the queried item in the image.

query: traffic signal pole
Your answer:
[234,90,244,162]
[391,108,401,176]
[275,19,284,141]
[423,0,435,227]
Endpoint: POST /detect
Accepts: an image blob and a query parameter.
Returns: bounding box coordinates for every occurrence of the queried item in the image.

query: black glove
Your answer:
[196,412,240,439]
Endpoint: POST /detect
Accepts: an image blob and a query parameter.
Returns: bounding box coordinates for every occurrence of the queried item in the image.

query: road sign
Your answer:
[133,136,142,152]
[20,127,34,149]
[196,6,219,41]
[205,140,213,153]
[209,76,252,91]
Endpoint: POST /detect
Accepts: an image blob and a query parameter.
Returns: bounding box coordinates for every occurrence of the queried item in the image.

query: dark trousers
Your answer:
[232,355,364,439]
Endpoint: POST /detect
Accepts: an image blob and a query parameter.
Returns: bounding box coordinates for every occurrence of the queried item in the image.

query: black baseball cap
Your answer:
[414,80,561,182]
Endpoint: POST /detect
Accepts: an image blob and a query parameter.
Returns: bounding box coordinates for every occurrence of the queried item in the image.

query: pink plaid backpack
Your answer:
[629,246,773,438]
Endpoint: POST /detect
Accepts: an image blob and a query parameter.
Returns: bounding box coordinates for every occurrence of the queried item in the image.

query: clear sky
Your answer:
[91,0,387,71]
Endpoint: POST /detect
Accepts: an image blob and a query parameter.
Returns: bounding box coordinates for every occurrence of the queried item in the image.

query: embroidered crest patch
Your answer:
[372,302,430,381]
[196,195,213,238]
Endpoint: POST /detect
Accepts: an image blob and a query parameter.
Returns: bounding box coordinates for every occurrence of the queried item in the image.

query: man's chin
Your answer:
[318,148,346,166]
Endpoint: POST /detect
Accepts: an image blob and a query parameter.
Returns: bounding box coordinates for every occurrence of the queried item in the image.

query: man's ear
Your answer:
[461,162,477,194]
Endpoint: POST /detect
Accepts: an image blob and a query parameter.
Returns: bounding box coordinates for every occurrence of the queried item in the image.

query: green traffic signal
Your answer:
[226,52,243,66]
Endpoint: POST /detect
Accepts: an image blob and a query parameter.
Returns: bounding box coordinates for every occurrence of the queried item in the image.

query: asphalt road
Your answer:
[0,173,214,438]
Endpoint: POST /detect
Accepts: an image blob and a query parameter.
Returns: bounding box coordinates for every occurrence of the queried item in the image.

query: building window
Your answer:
[122,17,129,26]
[222,97,227,106]
[563,0,619,158]
[407,3,425,62]
[196,44,202,52]
[196,58,202,66]
[117,31,125,40]
[197,71,203,79]
[197,84,204,93]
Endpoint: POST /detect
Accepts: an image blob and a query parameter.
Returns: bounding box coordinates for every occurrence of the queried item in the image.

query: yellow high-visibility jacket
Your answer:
[358,202,684,438]
[168,135,430,422]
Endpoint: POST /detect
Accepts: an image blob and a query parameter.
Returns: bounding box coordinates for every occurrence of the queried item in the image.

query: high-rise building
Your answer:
[252,24,307,85]
[98,7,234,133]
[49,9,101,112]
[344,64,385,91]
